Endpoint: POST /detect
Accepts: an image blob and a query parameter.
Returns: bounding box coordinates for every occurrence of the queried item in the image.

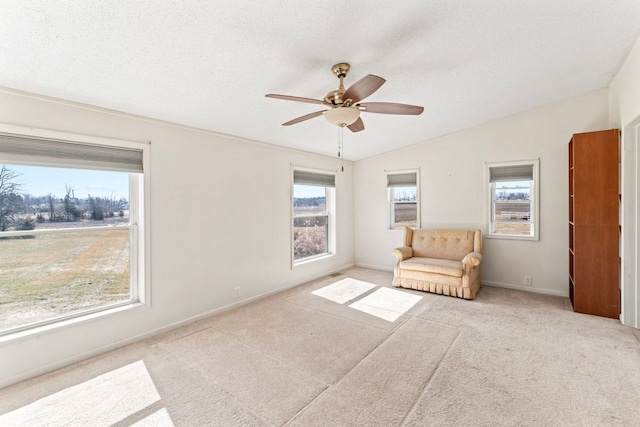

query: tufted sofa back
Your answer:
[404,228,482,261]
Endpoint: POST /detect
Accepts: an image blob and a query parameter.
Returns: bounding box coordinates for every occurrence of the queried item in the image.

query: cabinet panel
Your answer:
[569,129,619,319]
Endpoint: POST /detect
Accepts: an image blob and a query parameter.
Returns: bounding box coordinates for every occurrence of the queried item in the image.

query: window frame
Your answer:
[0,123,151,339]
[386,169,420,230]
[291,166,336,267]
[485,159,539,241]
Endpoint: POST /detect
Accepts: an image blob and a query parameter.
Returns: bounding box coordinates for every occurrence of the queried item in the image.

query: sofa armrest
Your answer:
[392,246,413,264]
[462,252,483,267]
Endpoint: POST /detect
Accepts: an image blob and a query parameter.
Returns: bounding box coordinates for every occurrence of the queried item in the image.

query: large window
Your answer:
[0,129,148,335]
[486,160,539,240]
[387,170,419,229]
[292,169,335,264]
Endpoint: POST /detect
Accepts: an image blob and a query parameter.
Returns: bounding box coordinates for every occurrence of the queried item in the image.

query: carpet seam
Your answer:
[284,317,454,426]
[159,329,309,427]
[209,326,332,387]
[282,323,397,426]
[152,325,213,344]
[399,328,463,426]
[282,297,410,333]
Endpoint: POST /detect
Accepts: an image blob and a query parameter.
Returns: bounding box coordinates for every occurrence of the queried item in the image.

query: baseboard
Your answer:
[1,263,356,389]
[351,266,569,298]
[355,263,394,272]
[482,280,568,298]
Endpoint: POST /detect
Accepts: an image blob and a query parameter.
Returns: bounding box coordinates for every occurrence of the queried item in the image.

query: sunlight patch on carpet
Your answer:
[0,360,162,426]
[311,278,376,304]
[131,408,175,426]
[349,287,422,322]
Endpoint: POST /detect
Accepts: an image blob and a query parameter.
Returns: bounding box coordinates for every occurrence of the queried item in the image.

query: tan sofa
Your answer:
[392,228,483,299]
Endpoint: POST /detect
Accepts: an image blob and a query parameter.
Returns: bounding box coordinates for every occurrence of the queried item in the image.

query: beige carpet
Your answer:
[1,267,640,426]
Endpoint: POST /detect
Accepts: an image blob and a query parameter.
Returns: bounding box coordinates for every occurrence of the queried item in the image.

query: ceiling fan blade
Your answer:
[266,94,327,105]
[347,117,365,133]
[358,102,424,115]
[282,110,325,126]
[342,75,386,104]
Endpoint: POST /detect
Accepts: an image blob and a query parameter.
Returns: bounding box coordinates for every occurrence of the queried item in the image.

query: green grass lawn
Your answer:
[0,228,130,331]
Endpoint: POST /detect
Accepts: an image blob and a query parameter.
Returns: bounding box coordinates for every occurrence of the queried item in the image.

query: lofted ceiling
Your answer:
[1,1,640,160]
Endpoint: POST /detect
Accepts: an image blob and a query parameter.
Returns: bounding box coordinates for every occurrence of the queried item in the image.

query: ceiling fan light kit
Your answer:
[323,106,360,126]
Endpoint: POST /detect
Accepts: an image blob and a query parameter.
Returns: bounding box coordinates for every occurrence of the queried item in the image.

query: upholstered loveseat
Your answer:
[392,228,483,299]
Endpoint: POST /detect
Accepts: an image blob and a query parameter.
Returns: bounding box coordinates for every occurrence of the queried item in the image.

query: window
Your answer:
[387,170,419,229]
[486,159,539,240]
[292,169,335,264]
[0,129,148,335]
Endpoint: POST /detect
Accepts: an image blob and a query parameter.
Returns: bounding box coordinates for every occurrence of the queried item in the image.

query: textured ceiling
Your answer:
[1,1,640,160]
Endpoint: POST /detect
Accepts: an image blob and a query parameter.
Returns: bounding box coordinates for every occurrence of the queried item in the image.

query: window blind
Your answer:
[293,170,335,188]
[387,172,417,187]
[489,164,533,182]
[0,132,144,173]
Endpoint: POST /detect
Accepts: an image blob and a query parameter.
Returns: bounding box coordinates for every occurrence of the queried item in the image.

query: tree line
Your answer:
[0,165,127,232]
[293,196,326,207]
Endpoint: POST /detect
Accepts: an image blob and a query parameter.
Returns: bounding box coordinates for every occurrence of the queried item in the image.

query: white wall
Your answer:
[609,36,640,328]
[609,37,640,127]
[354,90,609,297]
[0,88,355,387]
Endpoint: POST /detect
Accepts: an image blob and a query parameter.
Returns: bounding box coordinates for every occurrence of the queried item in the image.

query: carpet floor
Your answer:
[1,267,640,426]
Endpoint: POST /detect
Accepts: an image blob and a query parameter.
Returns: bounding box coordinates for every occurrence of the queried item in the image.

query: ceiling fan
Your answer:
[265,63,424,132]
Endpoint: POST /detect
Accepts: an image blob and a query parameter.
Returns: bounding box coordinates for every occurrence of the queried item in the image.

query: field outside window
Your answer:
[0,163,137,334]
[492,181,532,235]
[391,186,418,228]
[293,184,329,261]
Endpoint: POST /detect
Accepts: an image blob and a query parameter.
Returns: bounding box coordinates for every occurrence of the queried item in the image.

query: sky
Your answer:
[3,164,129,200]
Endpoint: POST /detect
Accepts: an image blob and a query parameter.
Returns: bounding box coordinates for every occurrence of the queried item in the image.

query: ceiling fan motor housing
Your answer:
[324,89,346,106]
[325,63,351,106]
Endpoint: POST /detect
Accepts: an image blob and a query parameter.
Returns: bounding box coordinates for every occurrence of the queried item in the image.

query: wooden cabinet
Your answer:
[568,129,620,319]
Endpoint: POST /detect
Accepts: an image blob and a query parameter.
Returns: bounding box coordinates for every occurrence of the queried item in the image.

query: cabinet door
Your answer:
[573,224,620,318]
[572,131,618,226]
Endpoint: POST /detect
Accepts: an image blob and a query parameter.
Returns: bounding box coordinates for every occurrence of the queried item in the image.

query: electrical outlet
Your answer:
[234,287,240,298]
[524,276,532,286]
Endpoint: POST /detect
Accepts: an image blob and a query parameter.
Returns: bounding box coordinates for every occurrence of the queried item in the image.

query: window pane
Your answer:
[1,164,130,230]
[293,185,326,216]
[392,186,417,228]
[0,163,132,333]
[0,228,131,331]
[493,222,532,235]
[492,180,532,236]
[293,216,328,260]
[393,203,417,228]
[392,186,416,202]
[487,161,538,240]
[494,181,531,201]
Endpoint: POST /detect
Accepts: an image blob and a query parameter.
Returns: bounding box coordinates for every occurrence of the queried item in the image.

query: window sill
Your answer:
[388,226,419,232]
[0,301,146,345]
[293,253,335,267]
[486,233,539,242]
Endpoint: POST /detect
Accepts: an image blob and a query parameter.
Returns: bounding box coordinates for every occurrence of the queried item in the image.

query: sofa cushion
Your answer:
[411,229,475,261]
[399,257,463,277]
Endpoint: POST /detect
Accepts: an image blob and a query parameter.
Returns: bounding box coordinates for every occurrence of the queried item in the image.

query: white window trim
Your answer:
[291,165,336,268]
[485,159,540,241]
[0,123,151,339]
[386,168,421,231]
